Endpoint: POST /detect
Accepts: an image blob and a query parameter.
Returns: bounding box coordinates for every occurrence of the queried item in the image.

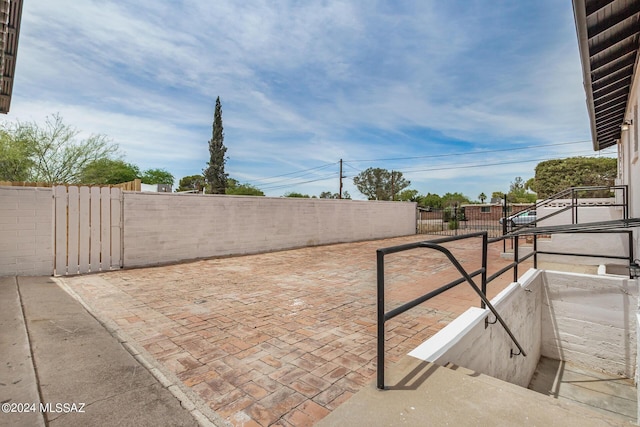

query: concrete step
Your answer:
[316,355,636,426]
[529,356,637,423]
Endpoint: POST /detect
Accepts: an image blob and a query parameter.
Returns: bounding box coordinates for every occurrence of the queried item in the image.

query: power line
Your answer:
[344,140,591,163]
[258,173,337,191]
[246,162,338,183]
[342,162,362,173]
[396,151,612,174]
[339,151,612,180]
[236,139,613,192]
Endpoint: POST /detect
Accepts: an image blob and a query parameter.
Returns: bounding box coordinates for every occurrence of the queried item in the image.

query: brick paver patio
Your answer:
[60,234,531,426]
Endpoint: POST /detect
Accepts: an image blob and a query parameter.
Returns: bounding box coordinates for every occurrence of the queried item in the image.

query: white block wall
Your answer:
[0,187,53,276]
[538,198,622,227]
[537,198,628,269]
[541,270,638,377]
[123,193,416,267]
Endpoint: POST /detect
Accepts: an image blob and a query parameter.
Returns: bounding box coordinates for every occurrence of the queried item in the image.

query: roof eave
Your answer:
[573,0,602,152]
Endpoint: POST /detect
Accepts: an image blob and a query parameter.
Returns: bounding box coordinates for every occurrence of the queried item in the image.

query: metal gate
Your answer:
[54,185,123,275]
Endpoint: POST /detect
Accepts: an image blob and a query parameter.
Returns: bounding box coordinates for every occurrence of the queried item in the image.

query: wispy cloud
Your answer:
[7,0,598,199]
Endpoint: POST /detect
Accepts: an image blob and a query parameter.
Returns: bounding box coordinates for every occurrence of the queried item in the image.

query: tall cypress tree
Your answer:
[203,96,228,193]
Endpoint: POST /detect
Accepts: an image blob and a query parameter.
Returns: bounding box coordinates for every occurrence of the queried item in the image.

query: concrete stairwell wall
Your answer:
[408,269,543,387]
[540,270,638,378]
[407,269,638,386]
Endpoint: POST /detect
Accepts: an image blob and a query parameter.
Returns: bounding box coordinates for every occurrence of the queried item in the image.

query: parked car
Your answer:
[499,210,536,227]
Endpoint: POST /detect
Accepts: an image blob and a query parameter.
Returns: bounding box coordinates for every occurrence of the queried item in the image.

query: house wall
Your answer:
[461,204,503,221]
[123,193,417,267]
[540,270,637,378]
[0,187,53,276]
[619,64,640,269]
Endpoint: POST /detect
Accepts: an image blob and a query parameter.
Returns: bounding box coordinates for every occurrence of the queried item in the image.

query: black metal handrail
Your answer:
[376,225,636,390]
[503,184,628,234]
[377,232,524,390]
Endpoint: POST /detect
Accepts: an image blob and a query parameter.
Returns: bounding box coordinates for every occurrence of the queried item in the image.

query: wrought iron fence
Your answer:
[417,205,506,238]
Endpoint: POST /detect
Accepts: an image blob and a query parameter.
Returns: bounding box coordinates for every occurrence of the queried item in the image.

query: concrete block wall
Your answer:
[541,270,638,378]
[537,232,631,272]
[0,187,53,276]
[123,193,416,267]
[538,198,621,227]
[537,198,628,270]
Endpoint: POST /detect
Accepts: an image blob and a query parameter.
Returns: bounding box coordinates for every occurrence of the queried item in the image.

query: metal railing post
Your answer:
[481,233,487,309]
[376,250,385,390]
[502,194,507,252]
[572,188,577,224]
[628,231,634,268]
[625,185,629,220]
[513,235,519,282]
[533,234,538,269]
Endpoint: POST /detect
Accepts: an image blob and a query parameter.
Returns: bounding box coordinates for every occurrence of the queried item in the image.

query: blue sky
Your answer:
[7,0,613,199]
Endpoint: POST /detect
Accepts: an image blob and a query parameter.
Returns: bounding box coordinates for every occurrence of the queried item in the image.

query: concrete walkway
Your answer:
[0,276,213,427]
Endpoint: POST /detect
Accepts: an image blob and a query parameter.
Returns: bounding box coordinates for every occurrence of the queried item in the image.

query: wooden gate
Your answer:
[54,186,123,276]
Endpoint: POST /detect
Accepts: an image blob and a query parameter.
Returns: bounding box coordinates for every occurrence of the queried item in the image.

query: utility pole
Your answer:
[339,159,343,199]
[391,170,395,201]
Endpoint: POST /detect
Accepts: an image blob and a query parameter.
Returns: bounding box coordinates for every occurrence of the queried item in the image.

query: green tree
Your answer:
[142,168,174,185]
[441,192,471,207]
[397,189,419,202]
[478,192,487,203]
[352,168,410,200]
[177,175,205,192]
[0,127,33,181]
[319,191,351,199]
[6,114,118,183]
[491,191,505,202]
[531,156,617,198]
[507,176,536,203]
[79,159,140,184]
[203,96,228,194]
[226,178,264,196]
[419,193,443,208]
[284,192,310,198]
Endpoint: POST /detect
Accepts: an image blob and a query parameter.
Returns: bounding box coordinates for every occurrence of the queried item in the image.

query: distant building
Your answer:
[140,183,172,193]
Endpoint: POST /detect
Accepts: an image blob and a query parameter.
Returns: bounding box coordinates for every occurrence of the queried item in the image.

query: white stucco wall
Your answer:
[618,63,640,279]
[407,269,637,384]
[123,193,417,267]
[540,270,638,378]
[409,269,543,387]
[0,187,53,276]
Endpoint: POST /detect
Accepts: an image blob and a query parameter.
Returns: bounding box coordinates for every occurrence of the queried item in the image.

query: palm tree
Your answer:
[478,192,487,203]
